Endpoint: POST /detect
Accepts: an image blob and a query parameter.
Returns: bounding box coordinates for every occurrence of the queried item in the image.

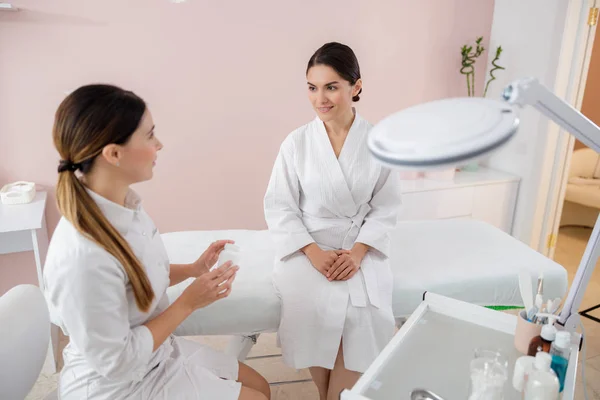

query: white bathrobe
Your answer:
[44,189,241,400]
[264,112,401,372]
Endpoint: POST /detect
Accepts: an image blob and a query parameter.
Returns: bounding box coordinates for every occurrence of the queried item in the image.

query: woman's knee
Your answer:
[253,376,271,399]
[237,362,270,399]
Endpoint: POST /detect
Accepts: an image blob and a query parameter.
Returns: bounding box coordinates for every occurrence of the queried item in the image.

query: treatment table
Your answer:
[164,219,568,360]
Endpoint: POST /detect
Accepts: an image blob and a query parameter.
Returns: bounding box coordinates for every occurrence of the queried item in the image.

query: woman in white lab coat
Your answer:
[43,85,270,400]
[264,42,401,400]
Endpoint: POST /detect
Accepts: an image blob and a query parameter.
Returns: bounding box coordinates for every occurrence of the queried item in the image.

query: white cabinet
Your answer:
[398,167,519,233]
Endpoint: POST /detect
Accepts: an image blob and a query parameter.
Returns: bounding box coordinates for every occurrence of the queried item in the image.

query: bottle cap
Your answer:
[534,352,552,371]
[554,331,571,349]
[540,323,557,341]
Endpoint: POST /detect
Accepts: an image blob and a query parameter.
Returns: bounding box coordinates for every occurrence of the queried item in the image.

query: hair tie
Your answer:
[58,159,81,173]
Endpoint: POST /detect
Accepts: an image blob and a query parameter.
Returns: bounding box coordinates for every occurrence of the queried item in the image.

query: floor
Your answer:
[26,226,600,399]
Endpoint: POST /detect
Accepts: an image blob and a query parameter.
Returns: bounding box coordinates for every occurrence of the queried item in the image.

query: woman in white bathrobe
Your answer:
[264,42,401,399]
[43,85,270,400]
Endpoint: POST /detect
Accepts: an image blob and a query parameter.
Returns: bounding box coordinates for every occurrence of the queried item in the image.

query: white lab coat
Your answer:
[43,189,241,400]
[264,112,401,372]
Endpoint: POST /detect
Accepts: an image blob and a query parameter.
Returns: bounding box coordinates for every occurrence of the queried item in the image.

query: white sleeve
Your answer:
[46,249,154,382]
[264,139,315,260]
[355,167,401,258]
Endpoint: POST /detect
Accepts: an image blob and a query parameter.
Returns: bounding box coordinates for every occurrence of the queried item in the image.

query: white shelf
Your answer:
[0,191,47,233]
[0,3,19,12]
[400,167,520,194]
[397,167,520,233]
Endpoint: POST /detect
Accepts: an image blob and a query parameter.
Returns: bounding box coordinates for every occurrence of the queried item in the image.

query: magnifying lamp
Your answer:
[368,78,599,331]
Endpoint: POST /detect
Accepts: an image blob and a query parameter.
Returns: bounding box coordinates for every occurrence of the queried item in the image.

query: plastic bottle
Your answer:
[216,243,241,269]
[523,352,559,400]
[527,314,558,356]
[549,331,571,393]
[512,355,535,392]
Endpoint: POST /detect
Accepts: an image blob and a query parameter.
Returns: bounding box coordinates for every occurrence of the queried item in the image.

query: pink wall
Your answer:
[0,0,495,294]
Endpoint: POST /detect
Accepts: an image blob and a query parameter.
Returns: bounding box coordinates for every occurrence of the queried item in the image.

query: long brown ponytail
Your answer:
[53,85,154,312]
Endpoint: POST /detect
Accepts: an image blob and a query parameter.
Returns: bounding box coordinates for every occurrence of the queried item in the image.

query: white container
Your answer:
[217,243,241,268]
[523,352,559,400]
[512,356,535,392]
[0,181,36,205]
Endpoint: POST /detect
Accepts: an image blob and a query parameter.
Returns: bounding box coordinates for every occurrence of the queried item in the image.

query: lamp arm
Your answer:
[502,78,600,329]
[503,78,600,153]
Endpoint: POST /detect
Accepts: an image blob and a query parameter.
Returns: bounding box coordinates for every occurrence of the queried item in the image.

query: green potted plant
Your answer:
[459,36,505,172]
[460,36,505,98]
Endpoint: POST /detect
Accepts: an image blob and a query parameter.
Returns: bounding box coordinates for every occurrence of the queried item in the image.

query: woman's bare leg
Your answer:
[326,342,361,400]
[309,366,331,400]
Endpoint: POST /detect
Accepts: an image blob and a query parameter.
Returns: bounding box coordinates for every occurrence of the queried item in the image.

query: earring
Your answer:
[116,162,120,167]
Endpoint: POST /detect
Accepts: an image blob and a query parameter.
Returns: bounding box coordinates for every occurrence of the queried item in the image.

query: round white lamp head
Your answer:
[367,97,520,169]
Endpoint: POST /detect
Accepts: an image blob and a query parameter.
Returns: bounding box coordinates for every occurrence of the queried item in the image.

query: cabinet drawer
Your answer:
[398,187,474,221]
[471,182,518,232]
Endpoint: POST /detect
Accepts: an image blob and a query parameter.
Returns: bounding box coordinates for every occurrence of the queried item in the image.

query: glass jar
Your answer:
[468,348,509,400]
